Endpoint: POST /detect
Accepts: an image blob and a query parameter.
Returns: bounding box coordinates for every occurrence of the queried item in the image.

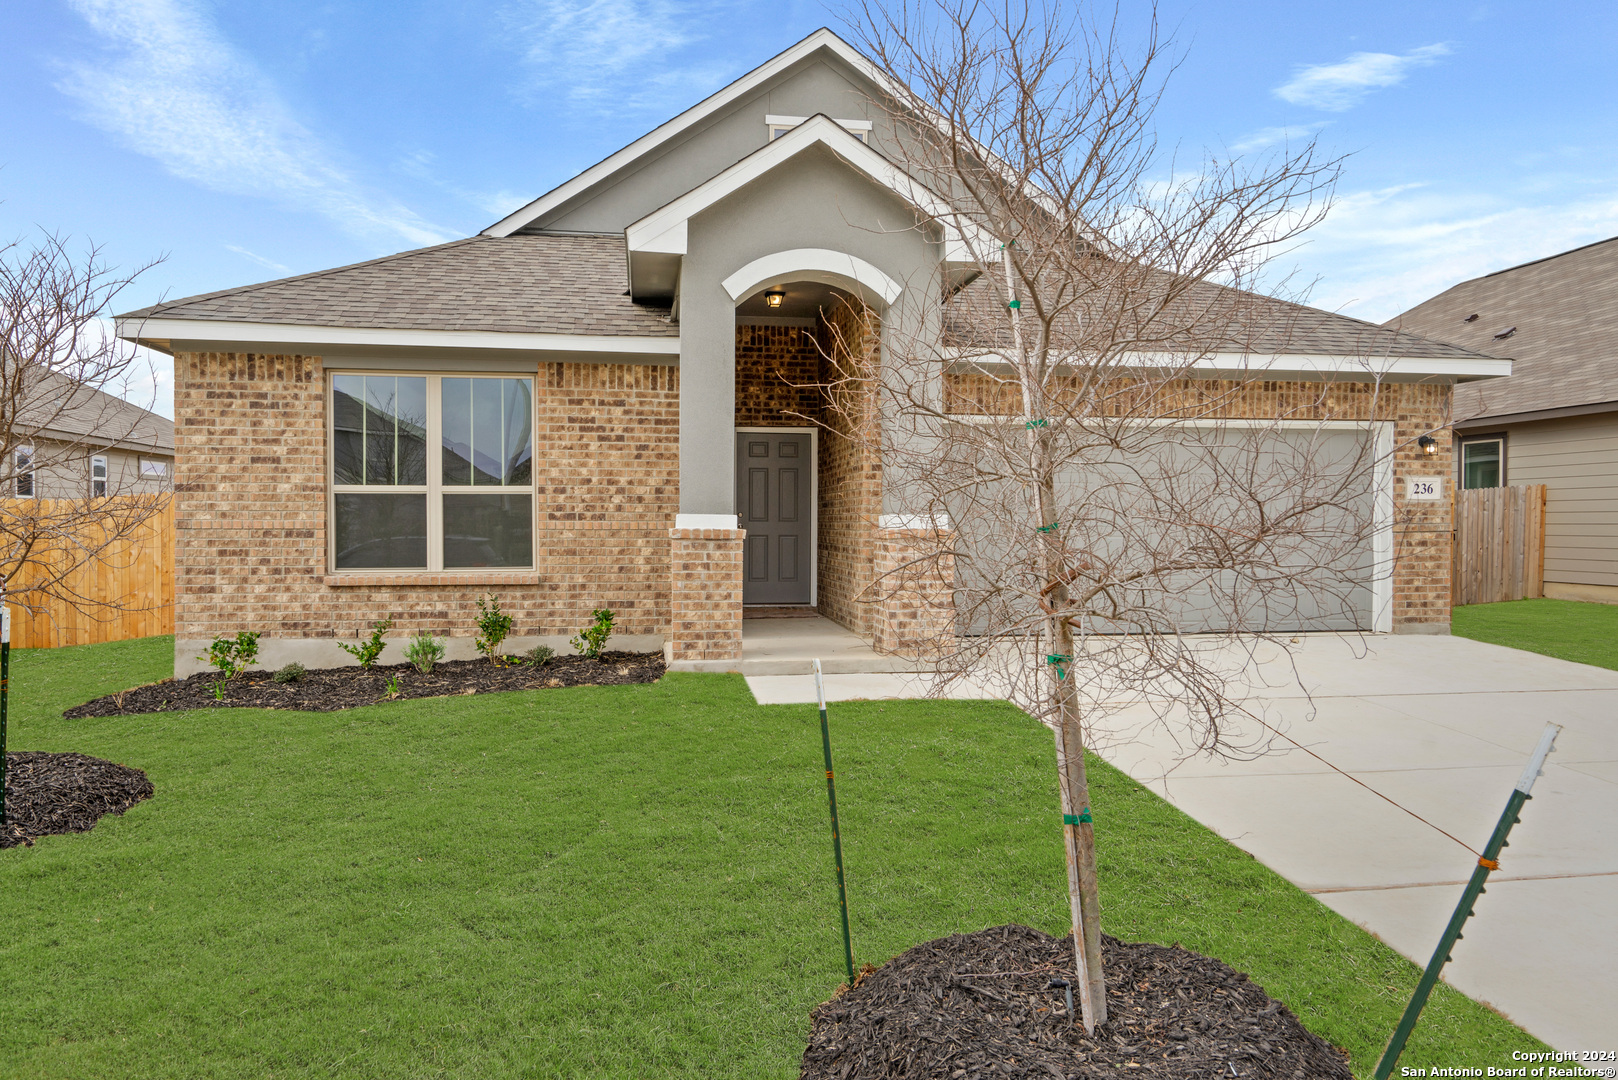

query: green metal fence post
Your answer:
[1374,723,1561,1079]
[814,658,855,985]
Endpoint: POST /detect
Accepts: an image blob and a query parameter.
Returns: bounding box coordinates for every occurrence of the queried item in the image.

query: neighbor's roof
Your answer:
[1385,235,1618,423]
[21,372,174,455]
[118,235,677,339]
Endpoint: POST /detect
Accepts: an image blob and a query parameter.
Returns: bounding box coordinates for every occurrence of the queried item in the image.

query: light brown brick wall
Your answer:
[173,352,679,649]
[871,528,956,657]
[815,301,883,634]
[734,323,821,428]
[944,373,1454,630]
[667,528,744,660]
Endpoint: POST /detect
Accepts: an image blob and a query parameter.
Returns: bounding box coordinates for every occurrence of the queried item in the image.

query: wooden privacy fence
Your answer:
[1454,485,1546,606]
[2,498,174,648]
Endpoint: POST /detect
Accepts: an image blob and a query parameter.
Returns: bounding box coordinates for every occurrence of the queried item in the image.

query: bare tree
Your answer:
[0,230,168,629]
[821,1,1432,1031]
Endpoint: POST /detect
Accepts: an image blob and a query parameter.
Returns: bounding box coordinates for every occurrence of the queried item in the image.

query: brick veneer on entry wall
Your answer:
[871,528,956,657]
[667,528,745,661]
[172,352,680,662]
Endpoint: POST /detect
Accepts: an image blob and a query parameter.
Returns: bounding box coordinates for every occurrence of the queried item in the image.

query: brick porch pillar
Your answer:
[667,527,745,664]
[871,525,956,659]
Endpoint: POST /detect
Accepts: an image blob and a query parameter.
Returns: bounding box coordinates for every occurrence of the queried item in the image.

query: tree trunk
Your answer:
[1054,620,1107,1027]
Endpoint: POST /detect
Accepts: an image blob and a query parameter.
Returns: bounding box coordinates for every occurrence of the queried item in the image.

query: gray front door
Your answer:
[736,431,812,605]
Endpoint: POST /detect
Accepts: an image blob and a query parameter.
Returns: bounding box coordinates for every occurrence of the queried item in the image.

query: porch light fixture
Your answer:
[1418,435,1438,456]
[764,290,785,308]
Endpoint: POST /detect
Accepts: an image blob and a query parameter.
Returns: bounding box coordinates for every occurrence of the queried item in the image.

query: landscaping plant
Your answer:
[200,631,260,681]
[384,674,402,699]
[526,644,555,667]
[474,594,513,664]
[571,608,616,660]
[272,662,305,684]
[337,619,392,669]
[405,631,445,674]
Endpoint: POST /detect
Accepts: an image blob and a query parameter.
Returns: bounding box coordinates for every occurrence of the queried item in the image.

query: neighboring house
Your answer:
[115,29,1506,677]
[1388,236,1618,604]
[9,379,174,500]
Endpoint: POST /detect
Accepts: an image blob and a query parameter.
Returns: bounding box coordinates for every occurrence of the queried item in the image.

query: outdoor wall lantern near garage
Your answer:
[764,290,786,308]
[1418,435,1438,456]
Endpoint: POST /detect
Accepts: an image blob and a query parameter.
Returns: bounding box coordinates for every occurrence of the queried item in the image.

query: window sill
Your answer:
[324,572,540,587]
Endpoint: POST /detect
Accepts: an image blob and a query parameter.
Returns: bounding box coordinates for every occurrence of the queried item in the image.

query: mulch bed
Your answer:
[1,752,155,849]
[63,652,666,717]
[801,924,1352,1079]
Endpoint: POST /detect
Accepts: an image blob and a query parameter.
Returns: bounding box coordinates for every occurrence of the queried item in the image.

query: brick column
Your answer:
[667,528,745,663]
[871,527,955,658]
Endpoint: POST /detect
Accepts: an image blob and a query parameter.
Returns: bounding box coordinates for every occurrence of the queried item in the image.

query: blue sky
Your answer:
[5,0,1616,416]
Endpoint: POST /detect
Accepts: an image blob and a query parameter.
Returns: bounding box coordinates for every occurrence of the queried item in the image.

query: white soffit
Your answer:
[943,349,1512,381]
[115,317,681,355]
[625,114,989,260]
[484,28,891,238]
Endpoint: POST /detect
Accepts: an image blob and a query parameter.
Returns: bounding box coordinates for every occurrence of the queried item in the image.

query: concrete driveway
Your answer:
[747,634,1618,1050]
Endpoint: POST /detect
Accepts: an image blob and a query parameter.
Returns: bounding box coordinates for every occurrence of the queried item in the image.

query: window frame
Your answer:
[90,455,108,498]
[14,447,34,499]
[326,371,537,574]
[1458,433,1507,490]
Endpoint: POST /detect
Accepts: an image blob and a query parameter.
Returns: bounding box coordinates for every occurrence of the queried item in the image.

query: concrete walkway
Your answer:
[746,635,1618,1051]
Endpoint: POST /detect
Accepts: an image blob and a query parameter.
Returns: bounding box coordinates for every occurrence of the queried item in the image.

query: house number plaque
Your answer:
[1406,477,1443,500]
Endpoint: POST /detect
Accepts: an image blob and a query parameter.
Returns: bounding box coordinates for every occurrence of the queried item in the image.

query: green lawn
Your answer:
[1454,597,1618,671]
[0,636,1541,1078]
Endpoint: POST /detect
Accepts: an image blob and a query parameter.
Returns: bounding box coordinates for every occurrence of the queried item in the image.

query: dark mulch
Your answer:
[63,652,666,717]
[801,924,1352,1080]
[1,752,155,849]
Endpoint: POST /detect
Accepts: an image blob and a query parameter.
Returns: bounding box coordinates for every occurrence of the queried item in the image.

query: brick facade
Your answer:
[172,352,679,672]
[813,302,883,635]
[871,527,956,657]
[667,528,745,661]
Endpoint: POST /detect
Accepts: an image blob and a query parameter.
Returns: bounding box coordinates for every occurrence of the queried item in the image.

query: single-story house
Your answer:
[116,29,1507,677]
[1388,236,1618,604]
[11,379,173,500]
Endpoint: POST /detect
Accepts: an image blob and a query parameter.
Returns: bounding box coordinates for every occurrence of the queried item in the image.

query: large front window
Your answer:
[330,374,534,571]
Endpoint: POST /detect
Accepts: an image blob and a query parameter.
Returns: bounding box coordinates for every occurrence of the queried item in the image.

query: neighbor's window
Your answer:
[139,458,169,478]
[90,456,108,498]
[1461,438,1503,489]
[14,448,34,498]
[329,374,533,571]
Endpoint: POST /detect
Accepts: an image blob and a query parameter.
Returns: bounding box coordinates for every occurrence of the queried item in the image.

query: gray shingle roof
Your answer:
[944,272,1493,361]
[1385,236,1618,421]
[120,235,678,338]
[21,372,174,454]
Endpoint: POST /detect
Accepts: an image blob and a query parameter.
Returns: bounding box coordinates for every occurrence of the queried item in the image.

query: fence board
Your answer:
[2,498,174,648]
[1454,485,1546,606]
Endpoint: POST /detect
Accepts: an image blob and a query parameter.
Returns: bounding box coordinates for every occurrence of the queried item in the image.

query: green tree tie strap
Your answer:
[1037,522,1059,533]
[1024,418,1047,429]
[1007,299,1021,310]
[1063,810,1093,825]
[1046,653,1072,680]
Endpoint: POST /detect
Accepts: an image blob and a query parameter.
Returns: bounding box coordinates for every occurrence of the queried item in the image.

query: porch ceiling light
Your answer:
[764,289,785,308]
[1418,435,1438,456]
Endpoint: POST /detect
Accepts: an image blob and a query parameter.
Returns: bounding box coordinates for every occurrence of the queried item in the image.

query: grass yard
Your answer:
[0,636,1542,1078]
[1454,597,1618,671]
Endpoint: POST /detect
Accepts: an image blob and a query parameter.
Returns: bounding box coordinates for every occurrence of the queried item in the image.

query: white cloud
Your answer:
[224,245,290,273]
[1229,123,1330,155]
[1276,182,1618,322]
[503,0,735,108]
[57,0,454,247]
[1275,44,1450,111]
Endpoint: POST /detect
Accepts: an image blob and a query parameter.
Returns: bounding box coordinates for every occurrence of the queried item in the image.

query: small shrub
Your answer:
[338,618,393,669]
[201,631,260,681]
[211,681,226,701]
[404,631,445,674]
[272,662,305,684]
[526,644,555,667]
[475,594,513,665]
[384,674,402,699]
[571,608,616,660]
